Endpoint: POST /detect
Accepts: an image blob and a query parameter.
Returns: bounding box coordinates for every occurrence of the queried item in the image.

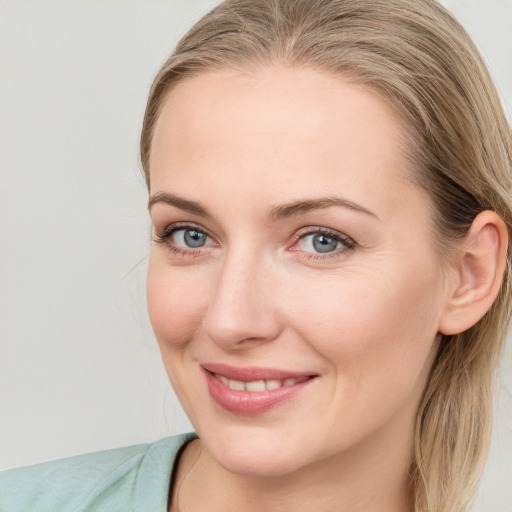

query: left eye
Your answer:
[172,228,212,248]
[297,232,347,254]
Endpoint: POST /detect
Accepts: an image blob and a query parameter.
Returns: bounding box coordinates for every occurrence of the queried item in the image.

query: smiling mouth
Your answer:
[213,373,311,392]
[202,364,318,415]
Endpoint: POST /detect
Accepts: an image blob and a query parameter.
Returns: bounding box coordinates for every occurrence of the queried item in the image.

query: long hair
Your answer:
[140,1,512,509]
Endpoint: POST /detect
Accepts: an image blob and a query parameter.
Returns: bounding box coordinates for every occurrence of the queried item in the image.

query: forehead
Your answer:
[149,66,420,219]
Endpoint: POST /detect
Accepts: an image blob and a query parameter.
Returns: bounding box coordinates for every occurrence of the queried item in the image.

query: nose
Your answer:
[202,251,283,350]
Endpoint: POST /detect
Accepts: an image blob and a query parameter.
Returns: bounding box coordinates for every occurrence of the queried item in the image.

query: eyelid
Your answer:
[294,225,354,242]
[154,222,216,247]
[289,226,356,257]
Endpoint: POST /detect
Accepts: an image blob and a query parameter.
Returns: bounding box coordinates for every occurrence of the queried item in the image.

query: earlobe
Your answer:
[438,211,508,336]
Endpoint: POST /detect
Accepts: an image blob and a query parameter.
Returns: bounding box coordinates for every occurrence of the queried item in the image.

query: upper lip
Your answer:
[202,362,316,382]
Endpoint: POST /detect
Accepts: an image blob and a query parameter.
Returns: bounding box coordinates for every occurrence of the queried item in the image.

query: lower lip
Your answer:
[204,370,315,416]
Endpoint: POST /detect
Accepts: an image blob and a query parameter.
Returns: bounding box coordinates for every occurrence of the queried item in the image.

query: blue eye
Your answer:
[173,228,210,248]
[155,224,215,253]
[297,230,353,255]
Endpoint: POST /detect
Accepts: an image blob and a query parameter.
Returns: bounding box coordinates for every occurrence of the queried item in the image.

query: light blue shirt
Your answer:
[0,432,196,512]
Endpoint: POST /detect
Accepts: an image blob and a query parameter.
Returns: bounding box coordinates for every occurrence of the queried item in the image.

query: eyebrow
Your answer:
[148,192,211,218]
[269,196,379,221]
[148,192,378,220]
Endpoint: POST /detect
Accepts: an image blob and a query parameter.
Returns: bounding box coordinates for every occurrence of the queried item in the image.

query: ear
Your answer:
[439,210,508,335]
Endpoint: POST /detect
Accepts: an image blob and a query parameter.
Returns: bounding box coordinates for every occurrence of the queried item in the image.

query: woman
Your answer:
[1,0,510,511]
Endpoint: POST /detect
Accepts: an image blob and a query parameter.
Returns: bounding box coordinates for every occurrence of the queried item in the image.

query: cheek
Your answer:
[286,263,443,388]
[146,254,209,350]
[284,268,443,444]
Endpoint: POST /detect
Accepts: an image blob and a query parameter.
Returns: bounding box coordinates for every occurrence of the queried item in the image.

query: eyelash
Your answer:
[154,223,356,260]
[154,222,216,257]
[291,227,356,261]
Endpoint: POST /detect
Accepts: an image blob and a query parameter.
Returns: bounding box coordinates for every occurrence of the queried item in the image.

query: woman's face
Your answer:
[147,67,453,476]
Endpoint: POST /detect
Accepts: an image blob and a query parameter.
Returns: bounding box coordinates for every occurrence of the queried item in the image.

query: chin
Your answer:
[216,449,302,478]
[199,425,310,478]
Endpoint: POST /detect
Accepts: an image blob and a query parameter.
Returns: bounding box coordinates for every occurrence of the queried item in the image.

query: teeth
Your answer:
[216,374,310,392]
[229,379,245,391]
[265,379,281,390]
[245,380,266,392]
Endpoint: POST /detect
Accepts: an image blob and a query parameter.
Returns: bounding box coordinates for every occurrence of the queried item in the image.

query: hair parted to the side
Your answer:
[140,1,512,510]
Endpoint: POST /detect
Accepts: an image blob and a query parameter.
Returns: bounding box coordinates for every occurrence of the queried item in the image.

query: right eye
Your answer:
[155,224,217,254]
[172,228,211,248]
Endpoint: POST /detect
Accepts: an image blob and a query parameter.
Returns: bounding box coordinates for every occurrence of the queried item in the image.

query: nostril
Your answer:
[202,302,282,349]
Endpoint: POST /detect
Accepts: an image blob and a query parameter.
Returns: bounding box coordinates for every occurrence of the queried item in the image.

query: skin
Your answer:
[146,66,459,512]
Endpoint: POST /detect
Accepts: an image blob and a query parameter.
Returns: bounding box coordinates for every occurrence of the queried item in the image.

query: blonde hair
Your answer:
[140,1,512,510]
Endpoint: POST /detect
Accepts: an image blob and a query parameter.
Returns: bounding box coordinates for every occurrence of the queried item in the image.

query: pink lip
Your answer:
[202,363,314,381]
[202,363,317,416]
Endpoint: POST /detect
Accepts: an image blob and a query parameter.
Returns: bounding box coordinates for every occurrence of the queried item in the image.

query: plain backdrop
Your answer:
[0,1,511,510]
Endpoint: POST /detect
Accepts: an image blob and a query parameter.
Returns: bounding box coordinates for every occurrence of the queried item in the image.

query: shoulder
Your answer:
[0,432,197,512]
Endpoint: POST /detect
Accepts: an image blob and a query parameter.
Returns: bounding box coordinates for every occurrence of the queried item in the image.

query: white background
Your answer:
[0,1,511,510]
